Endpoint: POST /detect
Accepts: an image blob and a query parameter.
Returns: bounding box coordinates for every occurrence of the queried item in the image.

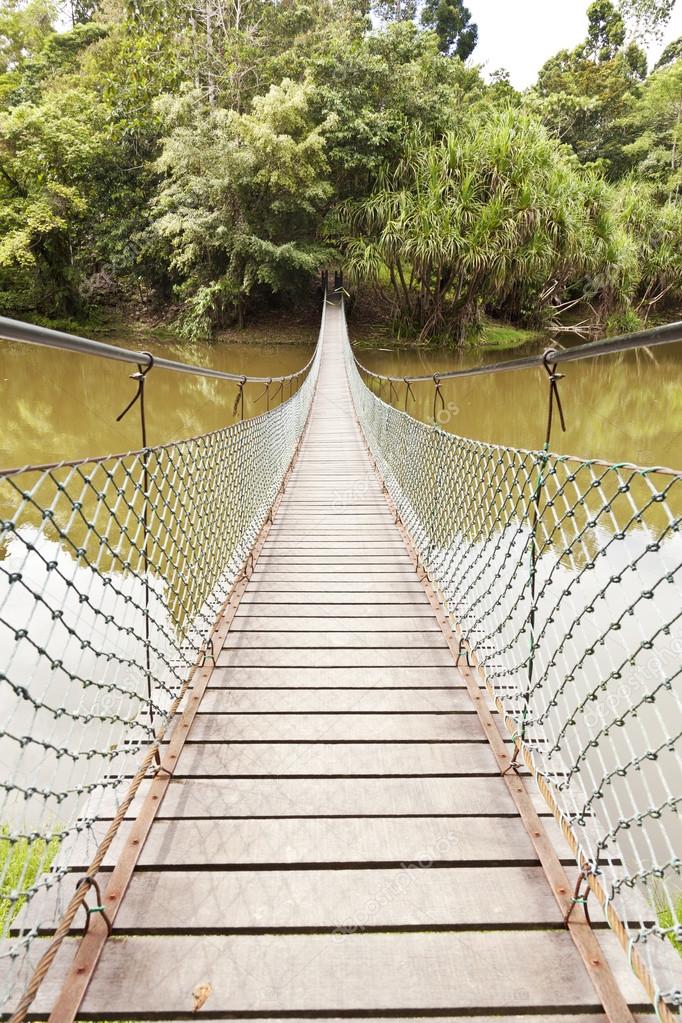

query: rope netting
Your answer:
[344,312,682,1015]
[0,314,321,1012]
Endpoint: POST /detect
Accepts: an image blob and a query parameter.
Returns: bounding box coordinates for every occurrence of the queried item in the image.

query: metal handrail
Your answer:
[353,319,682,384]
[0,315,316,385]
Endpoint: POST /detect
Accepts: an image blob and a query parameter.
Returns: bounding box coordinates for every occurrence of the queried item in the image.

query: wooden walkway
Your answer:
[28,298,650,1020]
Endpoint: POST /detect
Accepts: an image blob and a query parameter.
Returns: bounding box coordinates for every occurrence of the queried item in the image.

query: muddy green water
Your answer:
[357,337,682,470]
[1,327,680,470]
[0,337,314,469]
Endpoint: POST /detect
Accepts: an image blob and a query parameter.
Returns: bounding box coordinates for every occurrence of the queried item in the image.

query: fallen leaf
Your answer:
[192,982,213,1012]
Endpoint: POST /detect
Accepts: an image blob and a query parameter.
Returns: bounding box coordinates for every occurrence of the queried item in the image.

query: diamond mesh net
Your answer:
[0,320,321,1012]
[344,310,682,1014]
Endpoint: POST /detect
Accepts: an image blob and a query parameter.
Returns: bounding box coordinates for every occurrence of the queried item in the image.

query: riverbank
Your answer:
[18,289,541,355]
[17,290,682,358]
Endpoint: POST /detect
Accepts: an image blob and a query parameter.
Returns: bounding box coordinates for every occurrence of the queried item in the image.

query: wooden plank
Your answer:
[35,1018,655,1023]
[262,544,409,551]
[59,814,589,870]
[233,605,436,618]
[266,530,403,538]
[220,630,449,650]
[198,688,473,713]
[217,648,456,666]
[237,590,430,603]
[53,931,647,1014]
[254,556,415,564]
[244,582,427,593]
[249,572,421,582]
[96,866,566,932]
[170,741,499,776]
[188,710,483,741]
[208,666,466,685]
[98,776,548,822]
[153,776,514,818]
[0,930,651,1019]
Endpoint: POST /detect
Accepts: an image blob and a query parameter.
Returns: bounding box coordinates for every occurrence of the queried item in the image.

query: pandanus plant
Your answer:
[335,107,639,344]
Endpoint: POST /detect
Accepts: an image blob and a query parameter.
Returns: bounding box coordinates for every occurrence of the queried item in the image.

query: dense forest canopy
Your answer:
[0,0,681,342]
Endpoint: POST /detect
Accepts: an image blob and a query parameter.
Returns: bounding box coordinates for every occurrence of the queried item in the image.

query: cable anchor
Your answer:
[541,348,567,444]
[233,376,247,421]
[76,877,113,937]
[564,862,593,926]
[432,373,445,423]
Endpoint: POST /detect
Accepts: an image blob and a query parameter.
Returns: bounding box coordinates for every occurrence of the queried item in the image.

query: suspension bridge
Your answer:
[0,291,680,1021]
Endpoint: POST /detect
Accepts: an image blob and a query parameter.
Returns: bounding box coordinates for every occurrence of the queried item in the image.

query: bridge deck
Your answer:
[27,300,650,1019]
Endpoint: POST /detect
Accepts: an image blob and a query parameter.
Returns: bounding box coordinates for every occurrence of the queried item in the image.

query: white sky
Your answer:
[466,0,682,88]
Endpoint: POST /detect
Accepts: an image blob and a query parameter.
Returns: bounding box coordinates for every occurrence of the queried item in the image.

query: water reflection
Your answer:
[357,337,682,470]
[0,337,313,469]
[348,344,682,1001]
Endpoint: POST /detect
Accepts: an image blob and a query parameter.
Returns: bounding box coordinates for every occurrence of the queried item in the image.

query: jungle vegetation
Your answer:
[0,0,681,343]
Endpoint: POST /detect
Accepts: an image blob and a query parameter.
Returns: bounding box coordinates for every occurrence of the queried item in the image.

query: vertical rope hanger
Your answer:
[116,353,158,764]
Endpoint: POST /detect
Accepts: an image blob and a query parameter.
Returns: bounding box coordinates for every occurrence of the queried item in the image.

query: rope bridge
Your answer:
[345,309,682,1017]
[0,292,679,1019]
[0,309,322,1017]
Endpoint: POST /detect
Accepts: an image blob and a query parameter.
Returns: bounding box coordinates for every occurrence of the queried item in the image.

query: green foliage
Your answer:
[153,81,334,337]
[306,22,482,200]
[0,82,110,314]
[584,0,626,62]
[335,109,637,343]
[0,827,60,935]
[655,888,682,956]
[532,12,646,172]
[655,34,682,68]
[619,61,682,195]
[619,0,676,40]
[420,0,477,58]
[0,0,680,345]
[0,0,57,74]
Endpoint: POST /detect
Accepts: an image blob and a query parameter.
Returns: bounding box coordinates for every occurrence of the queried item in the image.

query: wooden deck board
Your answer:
[231,613,438,627]
[220,630,449,649]
[152,776,516,818]
[82,866,569,931]
[187,711,485,741]
[217,648,457,667]
[208,666,467,685]
[166,741,500,776]
[58,813,589,870]
[233,604,436,617]
[69,932,649,1014]
[198,688,475,712]
[50,297,644,1019]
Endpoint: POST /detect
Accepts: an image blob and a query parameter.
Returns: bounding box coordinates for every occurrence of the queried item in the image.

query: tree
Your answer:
[420,0,477,58]
[305,21,483,199]
[372,0,418,24]
[0,0,56,74]
[655,34,682,68]
[0,84,108,314]
[619,0,676,41]
[583,0,626,62]
[153,81,334,336]
[613,175,682,317]
[620,60,682,195]
[334,108,636,343]
[532,2,646,171]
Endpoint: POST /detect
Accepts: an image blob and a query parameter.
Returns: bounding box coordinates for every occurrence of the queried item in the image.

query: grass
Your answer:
[658,894,682,956]
[0,826,61,934]
[476,317,544,350]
